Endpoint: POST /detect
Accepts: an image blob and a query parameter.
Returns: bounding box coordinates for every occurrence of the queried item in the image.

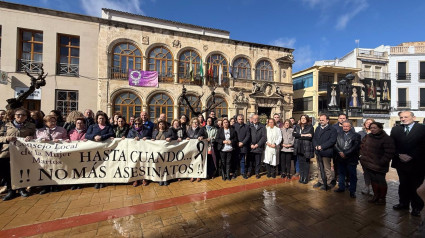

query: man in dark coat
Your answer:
[248,114,266,179]
[334,121,360,198]
[234,114,251,179]
[391,111,425,217]
[313,114,337,190]
[332,113,354,185]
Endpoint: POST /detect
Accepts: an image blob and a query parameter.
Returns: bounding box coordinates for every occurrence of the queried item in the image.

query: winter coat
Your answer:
[249,123,267,154]
[0,121,36,158]
[68,129,86,141]
[360,131,395,173]
[186,126,207,139]
[357,129,369,140]
[313,125,337,158]
[166,127,187,140]
[85,124,115,141]
[36,126,68,141]
[216,127,238,151]
[233,122,251,154]
[113,125,130,138]
[293,124,314,159]
[334,131,361,164]
[152,129,168,140]
[280,127,295,153]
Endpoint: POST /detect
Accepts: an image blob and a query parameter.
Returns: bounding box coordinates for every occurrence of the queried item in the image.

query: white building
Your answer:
[386,42,425,125]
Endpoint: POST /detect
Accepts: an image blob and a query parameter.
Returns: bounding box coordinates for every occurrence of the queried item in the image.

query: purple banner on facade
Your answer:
[128,69,158,87]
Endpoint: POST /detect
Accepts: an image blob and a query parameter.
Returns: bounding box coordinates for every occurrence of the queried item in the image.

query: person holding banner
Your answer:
[127,117,151,187]
[36,115,69,194]
[152,121,169,141]
[85,112,114,189]
[179,115,189,132]
[216,118,237,181]
[66,117,87,190]
[186,118,207,182]
[113,116,130,139]
[0,108,36,201]
[166,119,187,142]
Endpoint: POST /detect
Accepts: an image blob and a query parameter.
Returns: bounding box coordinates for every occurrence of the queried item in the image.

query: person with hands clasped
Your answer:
[216,118,237,181]
[264,118,282,178]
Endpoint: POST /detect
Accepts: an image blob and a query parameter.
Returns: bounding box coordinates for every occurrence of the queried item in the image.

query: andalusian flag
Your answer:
[189,58,193,81]
[199,58,204,79]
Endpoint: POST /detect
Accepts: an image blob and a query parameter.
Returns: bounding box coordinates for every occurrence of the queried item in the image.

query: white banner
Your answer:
[10,138,207,189]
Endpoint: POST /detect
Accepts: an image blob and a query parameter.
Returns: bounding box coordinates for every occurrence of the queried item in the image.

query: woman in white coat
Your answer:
[264,118,282,178]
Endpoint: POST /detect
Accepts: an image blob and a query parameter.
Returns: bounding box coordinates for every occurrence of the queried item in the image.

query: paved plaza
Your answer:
[0,164,422,238]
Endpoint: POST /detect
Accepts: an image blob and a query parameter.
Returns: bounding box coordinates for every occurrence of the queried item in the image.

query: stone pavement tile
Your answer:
[142,228,163,238]
[67,197,92,209]
[309,219,360,238]
[48,208,66,220]
[40,228,71,238]
[102,200,124,211]
[0,214,17,230]
[70,229,97,238]
[358,222,405,237]
[80,204,103,215]
[69,222,99,235]
[61,206,83,218]
[160,224,187,237]
[140,214,164,230]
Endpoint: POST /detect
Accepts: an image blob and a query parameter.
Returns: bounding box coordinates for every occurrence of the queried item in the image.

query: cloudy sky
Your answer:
[8,0,425,72]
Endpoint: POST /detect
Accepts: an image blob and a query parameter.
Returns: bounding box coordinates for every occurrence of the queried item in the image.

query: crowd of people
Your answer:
[0,108,424,219]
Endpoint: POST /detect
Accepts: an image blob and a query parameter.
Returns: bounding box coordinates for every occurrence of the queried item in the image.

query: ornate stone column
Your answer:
[174,59,178,84]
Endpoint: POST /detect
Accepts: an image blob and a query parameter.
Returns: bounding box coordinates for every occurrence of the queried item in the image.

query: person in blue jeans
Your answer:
[333,121,361,198]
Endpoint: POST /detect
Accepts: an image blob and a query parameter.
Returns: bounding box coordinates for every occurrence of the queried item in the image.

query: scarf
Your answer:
[13,120,24,129]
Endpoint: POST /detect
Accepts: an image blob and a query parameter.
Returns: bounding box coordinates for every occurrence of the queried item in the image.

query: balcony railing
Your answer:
[178,73,203,86]
[110,67,130,79]
[397,73,411,81]
[419,73,425,80]
[57,63,79,76]
[362,71,390,80]
[397,101,411,108]
[206,76,230,88]
[17,59,43,73]
[357,49,387,59]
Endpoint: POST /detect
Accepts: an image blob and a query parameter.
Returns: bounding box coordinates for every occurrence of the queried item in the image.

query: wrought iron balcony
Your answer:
[206,76,230,88]
[17,59,43,73]
[157,72,174,83]
[57,63,79,76]
[397,101,411,108]
[178,73,203,86]
[110,67,129,80]
[397,73,411,81]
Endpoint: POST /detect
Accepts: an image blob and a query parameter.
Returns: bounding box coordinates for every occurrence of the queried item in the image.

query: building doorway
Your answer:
[258,107,272,124]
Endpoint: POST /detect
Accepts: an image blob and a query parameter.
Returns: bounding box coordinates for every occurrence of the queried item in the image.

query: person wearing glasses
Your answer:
[0,108,36,201]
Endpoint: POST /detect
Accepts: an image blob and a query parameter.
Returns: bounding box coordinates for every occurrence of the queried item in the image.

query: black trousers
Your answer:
[220,151,233,174]
[397,168,425,210]
[280,152,292,175]
[298,154,310,182]
[364,168,386,186]
[0,158,11,189]
[207,154,216,177]
[248,153,262,175]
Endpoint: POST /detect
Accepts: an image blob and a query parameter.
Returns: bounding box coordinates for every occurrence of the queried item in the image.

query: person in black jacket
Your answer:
[216,118,238,181]
[113,116,130,138]
[234,114,251,179]
[334,121,361,198]
[312,114,337,190]
[186,117,207,182]
[293,114,314,184]
[166,119,187,142]
[248,114,267,179]
[391,111,425,217]
[85,111,114,189]
[84,109,95,128]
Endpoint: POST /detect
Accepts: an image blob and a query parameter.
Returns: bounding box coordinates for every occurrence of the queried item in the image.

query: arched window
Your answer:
[148,46,173,83]
[179,95,202,120]
[233,57,251,80]
[178,50,202,85]
[114,92,142,120]
[111,43,142,79]
[207,96,228,117]
[148,93,174,123]
[255,60,273,81]
[206,54,228,87]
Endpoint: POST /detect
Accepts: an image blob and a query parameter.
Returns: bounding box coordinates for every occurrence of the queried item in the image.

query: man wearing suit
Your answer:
[391,111,425,217]
[313,114,337,190]
[234,114,251,179]
[248,114,267,179]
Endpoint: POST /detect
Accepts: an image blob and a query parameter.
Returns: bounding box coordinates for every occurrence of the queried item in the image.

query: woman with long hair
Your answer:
[113,116,130,138]
[293,115,314,184]
[49,110,65,127]
[30,110,44,129]
[204,117,218,179]
[63,110,84,132]
[216,118,237,180]
[186,118,207,182]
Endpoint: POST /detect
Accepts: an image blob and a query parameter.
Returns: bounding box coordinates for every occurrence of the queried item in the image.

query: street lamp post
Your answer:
[338,72,355,116]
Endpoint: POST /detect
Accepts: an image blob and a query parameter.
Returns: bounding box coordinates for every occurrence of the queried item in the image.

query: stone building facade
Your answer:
[97,9,294,123]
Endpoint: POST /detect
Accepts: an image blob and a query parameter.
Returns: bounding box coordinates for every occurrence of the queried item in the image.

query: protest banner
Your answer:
[9,138,207,189]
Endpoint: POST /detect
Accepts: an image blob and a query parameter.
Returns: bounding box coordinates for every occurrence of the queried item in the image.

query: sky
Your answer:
[7,0,425,72]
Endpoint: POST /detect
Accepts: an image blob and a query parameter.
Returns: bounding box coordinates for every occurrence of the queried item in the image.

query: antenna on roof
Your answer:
[355,39,360,48]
